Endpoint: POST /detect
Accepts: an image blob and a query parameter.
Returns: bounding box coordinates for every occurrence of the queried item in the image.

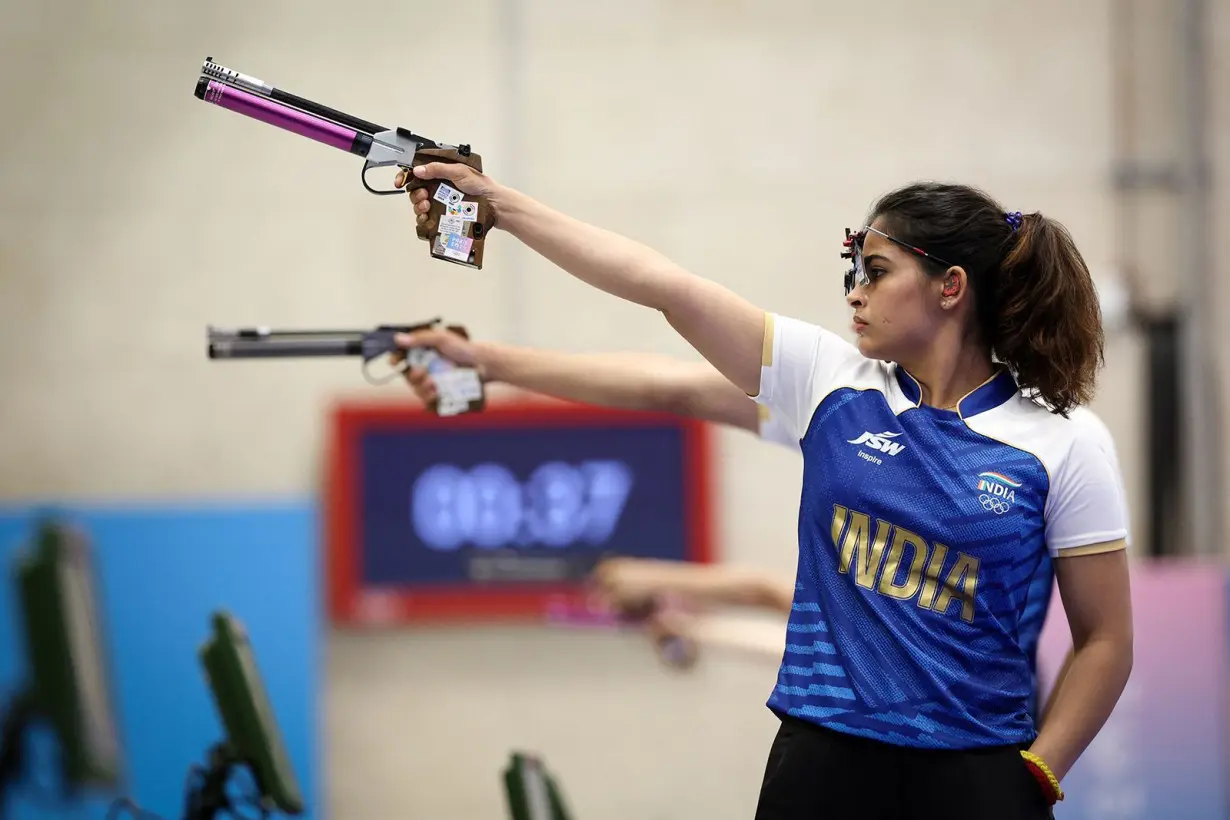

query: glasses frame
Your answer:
[841,226,955,295]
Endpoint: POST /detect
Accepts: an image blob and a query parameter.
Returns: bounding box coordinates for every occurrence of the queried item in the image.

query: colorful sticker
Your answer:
[436,394,468,416]
[438,214,467,236]
[441,233,473,262]
[435,369,483,416]
[433,183,463,207]
[436,368,484,401]
[402,349,482,415]
[405,348,434,370]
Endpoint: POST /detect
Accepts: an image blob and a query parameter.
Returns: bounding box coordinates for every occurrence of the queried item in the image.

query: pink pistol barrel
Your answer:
[196,79,364,155]
[192,57,492,269]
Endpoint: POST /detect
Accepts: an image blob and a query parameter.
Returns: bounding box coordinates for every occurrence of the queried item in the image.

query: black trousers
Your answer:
[754,713,1055,820]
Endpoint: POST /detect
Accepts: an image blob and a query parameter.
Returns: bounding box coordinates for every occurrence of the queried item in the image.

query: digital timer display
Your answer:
[325,401,714,624]
[360,425,689,586]
[409,459,634,552]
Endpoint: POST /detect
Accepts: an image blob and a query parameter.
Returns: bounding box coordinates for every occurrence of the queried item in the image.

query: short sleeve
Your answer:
[1072,409,1132,547]
[751,312,862,441]
[1044,434,1130,556]
[758,405,802,453]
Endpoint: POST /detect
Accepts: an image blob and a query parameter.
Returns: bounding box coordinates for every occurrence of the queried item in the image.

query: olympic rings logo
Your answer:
[979,493,1010,515]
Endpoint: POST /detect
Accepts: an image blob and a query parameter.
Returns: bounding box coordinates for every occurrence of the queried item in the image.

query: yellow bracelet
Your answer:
[1020,750,1065,802]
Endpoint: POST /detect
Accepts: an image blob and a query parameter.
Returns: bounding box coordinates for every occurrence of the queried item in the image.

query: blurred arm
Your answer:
[651,609,787,664]
[477,342,761,431]
[688,613,789,660]
[594,558,795,616]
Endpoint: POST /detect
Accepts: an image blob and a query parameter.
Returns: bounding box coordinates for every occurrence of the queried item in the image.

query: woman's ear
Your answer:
[939,266,968,309]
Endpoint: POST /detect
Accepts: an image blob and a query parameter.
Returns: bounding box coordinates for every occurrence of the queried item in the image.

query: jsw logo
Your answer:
[847,431,905,456]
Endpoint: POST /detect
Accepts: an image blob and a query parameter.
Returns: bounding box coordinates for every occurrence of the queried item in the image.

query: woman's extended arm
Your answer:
[591,557,795,615]
[392,326,761,431]
[397,163,768,397]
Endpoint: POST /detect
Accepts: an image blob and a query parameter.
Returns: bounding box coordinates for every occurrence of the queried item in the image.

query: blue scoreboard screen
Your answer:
[325,399,715,624]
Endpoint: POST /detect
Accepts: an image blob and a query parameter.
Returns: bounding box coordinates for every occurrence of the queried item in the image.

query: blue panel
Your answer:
[0,500,320,820]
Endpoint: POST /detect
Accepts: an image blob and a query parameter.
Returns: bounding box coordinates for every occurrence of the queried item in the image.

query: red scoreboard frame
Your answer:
[323,397,716,625]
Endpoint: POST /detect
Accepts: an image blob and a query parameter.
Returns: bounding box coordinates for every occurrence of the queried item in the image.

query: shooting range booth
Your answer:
[0,518,125,817]
[187,610,306,820]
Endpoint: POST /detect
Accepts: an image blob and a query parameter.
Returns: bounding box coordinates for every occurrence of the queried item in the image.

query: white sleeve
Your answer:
[758,406,802,453]
[1104,441,1132,548]
[1069,408,1133,547]
[751,312,861,441]
[1044,434,1130,556]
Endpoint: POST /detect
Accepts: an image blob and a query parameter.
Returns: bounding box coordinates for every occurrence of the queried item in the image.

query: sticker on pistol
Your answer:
[436,394,468,417]
[433,183,464,207]
[441,233,473,262]
[405,347,435,370]
[435,368,484,402]
[459,201,479,222]
[413,355,481,416]
[438,213,467,236]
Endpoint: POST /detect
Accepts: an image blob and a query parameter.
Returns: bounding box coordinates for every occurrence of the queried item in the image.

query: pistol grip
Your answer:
[422,323,487,416]
[404,148,489,270]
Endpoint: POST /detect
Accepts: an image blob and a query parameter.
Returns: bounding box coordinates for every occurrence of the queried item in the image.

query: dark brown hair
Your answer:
[869,182,1105,415]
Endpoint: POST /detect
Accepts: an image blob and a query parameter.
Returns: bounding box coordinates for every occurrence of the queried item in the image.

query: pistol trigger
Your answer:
[360,332,408,386]
[360,161,405,196]
[361,357,406,386]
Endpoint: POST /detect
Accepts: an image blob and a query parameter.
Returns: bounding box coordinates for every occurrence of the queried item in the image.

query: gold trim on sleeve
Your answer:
[761,312,775,367]
[1055,538,1127,558]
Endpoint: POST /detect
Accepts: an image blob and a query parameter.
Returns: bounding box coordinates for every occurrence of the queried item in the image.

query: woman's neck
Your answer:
[902,343,997,410]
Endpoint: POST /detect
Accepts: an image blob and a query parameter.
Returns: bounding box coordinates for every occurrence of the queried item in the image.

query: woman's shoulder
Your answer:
[964,391,1097,476]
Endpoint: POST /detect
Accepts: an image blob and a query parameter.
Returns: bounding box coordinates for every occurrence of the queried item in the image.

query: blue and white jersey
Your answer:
[758,403,802,451]
[751,313,1129,749]
[764,389,1130,700]
[1014,405,1131,675]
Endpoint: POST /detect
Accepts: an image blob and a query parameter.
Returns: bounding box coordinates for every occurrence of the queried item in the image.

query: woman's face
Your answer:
[845,219,948,362]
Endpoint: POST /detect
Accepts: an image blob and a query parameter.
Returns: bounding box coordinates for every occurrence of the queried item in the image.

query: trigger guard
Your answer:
[361,356,406,386]
[361,161,406,196]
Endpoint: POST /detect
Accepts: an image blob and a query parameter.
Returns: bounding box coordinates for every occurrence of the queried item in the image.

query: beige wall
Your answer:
[1211,0,1230,552]
[0,0,1225,818]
